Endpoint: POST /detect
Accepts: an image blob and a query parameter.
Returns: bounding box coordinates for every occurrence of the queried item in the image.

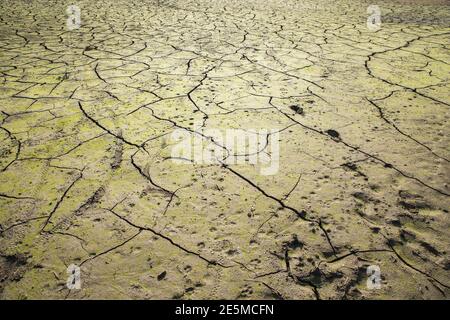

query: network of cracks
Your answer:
[0,0,449,299]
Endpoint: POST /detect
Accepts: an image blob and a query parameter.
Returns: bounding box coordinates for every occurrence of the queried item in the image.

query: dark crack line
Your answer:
[223,164,338,256]
[367,97,449,163]
[80,230,142,267]
[107,206,232,268]
[78,101,142,149]
[268,97,450,197]
[41,171,83,232]
[387,241,449,290]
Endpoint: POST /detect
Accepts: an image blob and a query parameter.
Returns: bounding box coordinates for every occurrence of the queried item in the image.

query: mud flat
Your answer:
[0,0,449,299]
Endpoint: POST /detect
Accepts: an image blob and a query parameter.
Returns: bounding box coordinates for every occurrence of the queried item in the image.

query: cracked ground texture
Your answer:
[0,0,449,300]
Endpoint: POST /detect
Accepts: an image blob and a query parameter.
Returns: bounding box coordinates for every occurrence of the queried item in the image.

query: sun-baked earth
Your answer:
[0,0,449,299]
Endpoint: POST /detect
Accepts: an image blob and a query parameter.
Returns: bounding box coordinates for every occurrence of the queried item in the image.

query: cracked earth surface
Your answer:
[0,0,449,299]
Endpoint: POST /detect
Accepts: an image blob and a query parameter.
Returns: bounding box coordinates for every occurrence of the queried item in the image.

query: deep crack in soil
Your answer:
[0,0,449,299]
